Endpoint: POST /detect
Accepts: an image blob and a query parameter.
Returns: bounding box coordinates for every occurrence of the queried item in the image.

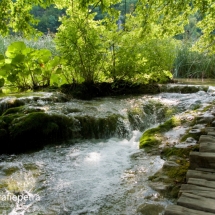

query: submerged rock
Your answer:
[136,203,165,215]
[162,161,180,170]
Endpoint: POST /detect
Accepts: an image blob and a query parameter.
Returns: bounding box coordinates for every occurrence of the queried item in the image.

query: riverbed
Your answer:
[0,85,215,215]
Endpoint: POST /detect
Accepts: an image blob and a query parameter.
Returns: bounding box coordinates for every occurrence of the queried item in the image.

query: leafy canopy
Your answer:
[1,0,215,53]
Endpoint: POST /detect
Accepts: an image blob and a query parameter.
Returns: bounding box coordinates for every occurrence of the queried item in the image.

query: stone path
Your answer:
[164,127,215,215]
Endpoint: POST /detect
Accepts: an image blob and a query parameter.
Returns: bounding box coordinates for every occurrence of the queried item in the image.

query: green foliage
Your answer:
[0,41,61,90]
[55,6,106,83]
[1,0,215,89]
[0,0,53,37]
[161,146,198,159]
[55,2,176,84]
[139,116,181,150]
[31,5,65,34]
[174,41,215,78]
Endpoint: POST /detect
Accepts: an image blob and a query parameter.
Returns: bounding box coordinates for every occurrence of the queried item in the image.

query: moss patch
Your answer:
[0,99,25,115]
[0,105,126,154]
[161,145,199,159]
[73,114,127,139]
[0,108,76,153]
[139,116,181,151]
[149,145,200,199]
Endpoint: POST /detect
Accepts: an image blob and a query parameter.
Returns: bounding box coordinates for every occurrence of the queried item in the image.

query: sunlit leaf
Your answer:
[12,54,25,64]
[55,68,62,74]
[0,64,12,76]
[6,42,26,58]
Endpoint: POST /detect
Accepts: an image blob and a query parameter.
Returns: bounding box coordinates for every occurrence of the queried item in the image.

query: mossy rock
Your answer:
[161,145,199,159]
[1,106,24,116]
[2,106,44,116]
[149,145,200,199]
[136,203,164,215]
[139,116,181,151]
[0,110,127,153]
[161,85,208,94]
[60,81,161,99]
[128,107,146,131]
[180,127,206,142]
[0,112,75,154]
[0,98,25,115]
[74,114,125,139]
[0,106,45,129]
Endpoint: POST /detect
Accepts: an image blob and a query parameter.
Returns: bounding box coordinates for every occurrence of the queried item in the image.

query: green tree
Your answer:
[55,4,106,83]
[1,0,215,88]
[0,0,53,36]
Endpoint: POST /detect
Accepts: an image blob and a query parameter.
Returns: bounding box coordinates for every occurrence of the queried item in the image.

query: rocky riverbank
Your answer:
[0,84,213,155]
[0,84,215,214]
[140,100,215,200]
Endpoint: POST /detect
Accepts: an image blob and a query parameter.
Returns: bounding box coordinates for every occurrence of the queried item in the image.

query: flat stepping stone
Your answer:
[164,133,215,215]
[177,192,215,213]
[164,205,214,215]
[180,184,215,199]
[189,152,215,169]
[207,131,215,136]
[205,127,215,133]
[187,169,215,181]
[199,135,215,152]
[187,177,215,189]
[195,168,215,173]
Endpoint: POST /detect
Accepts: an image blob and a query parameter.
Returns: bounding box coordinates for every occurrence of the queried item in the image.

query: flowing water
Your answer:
[0,86,215,215]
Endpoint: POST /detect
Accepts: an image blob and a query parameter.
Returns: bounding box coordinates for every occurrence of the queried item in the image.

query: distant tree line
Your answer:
[31,5,65,34]
[31,1,138,34]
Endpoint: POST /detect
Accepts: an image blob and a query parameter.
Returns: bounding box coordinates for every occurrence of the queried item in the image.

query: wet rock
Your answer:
[162,161,180,170]
[0,111,76,154]
[189,128,201,135]
[0,97,24,115]
[49,92,70,102]
[148,181,170,193]
[197,91,207,96]
[185,137,197,143]
[168,155,181,162]
[130,151,146,160]
[136,203,164,215]
[192,124,206,130]
[196,113,215,124]
[207,86,215,95]
[67,108,82,113]
[160,85,208,94]
[175,137,197,148]
[151,175,170,182]
[0,105,128,153]
[1,164,20,175]
[211,120,215,126]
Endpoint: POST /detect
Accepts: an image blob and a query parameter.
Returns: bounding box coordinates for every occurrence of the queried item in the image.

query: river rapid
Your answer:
[0,85,215,215]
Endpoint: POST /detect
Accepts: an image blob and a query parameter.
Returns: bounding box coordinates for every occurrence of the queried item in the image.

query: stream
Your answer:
[0,84,215,215]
